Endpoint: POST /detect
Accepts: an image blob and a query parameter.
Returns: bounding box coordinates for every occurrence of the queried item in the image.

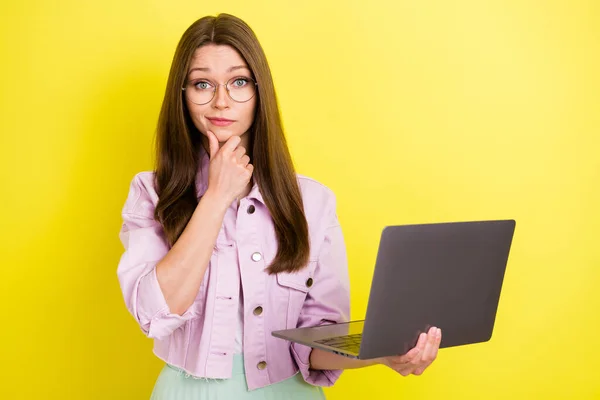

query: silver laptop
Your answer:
[272,219,516,359]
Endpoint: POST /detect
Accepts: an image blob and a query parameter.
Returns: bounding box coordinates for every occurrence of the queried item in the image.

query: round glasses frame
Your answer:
[182,77,259,105]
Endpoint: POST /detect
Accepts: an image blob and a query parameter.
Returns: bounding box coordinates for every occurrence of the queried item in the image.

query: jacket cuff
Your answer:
[290,341,343,387]
[135,264,195,339]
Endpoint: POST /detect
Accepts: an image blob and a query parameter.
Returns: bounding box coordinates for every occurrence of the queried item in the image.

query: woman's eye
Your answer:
[194,81,212,90]
[232,78,248,87]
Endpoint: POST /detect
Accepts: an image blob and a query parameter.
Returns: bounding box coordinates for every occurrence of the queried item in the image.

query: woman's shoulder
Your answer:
[121,170,158,217]
[295,173,337,214]
[296,173,335,196]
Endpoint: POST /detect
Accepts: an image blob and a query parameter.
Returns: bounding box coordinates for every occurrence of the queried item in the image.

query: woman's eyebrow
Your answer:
[188,65,250,74]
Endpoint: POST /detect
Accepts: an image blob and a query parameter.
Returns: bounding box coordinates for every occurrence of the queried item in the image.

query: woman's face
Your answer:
[184,44,257,146]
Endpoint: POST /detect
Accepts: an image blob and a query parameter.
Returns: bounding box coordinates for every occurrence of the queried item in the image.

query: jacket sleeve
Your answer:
[290,193,351,386]
[116,173,196,340]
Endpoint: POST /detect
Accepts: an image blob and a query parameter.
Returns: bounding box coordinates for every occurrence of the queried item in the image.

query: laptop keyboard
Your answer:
[315,333,362,354]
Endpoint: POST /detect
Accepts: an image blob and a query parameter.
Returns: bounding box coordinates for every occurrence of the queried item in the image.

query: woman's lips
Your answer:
[206,117,234,127]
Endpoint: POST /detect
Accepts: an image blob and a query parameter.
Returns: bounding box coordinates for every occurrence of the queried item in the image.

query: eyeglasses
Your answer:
[182,76,258,105]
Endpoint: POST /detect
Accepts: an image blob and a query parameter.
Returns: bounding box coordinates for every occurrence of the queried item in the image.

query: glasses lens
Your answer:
[227,77,257,102]
[186,81,215,105]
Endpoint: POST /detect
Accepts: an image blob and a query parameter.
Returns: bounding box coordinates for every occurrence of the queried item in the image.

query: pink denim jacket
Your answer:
[116,148,350,391]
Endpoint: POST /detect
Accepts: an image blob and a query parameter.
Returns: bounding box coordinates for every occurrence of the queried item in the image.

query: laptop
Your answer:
[272,219,516,359]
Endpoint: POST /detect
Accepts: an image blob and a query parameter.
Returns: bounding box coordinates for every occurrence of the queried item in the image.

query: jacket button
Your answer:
[251,252,262,262]
[306,277,314,288]
[247,204,256,214]
[253,306,263,316]
[257,361,267,370]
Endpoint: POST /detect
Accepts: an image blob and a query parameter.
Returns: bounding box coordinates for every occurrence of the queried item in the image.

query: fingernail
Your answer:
[436,328,442,337]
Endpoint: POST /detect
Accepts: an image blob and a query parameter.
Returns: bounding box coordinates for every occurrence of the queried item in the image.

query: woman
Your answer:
[117,13,441,399]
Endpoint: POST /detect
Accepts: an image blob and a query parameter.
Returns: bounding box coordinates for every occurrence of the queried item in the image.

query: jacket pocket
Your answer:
[276,271,313,293]
[275,261,317,328]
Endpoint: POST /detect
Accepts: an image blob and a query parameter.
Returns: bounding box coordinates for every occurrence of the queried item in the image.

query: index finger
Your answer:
[420,328,442,365]
[220,135,242,155]
[207,130,219,159]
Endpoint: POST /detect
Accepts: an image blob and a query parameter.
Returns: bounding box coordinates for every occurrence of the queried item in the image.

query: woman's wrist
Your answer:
[201,188,232,213]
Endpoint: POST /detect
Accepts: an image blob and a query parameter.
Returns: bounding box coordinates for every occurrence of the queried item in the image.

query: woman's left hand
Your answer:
[380,326,442,376]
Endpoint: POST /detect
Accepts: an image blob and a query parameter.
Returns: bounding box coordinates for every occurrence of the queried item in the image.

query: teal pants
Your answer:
[150,354,326,399]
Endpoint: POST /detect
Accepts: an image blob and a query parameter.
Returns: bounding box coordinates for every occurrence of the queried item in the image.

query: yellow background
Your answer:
[1,0,598,398]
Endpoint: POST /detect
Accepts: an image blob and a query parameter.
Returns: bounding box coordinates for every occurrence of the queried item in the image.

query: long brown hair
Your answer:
[153,13,309,274]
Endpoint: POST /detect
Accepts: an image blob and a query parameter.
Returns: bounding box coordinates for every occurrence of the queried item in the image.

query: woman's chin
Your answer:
[200,125,246,144]
[214,131,233,142]
[215,131,244,143]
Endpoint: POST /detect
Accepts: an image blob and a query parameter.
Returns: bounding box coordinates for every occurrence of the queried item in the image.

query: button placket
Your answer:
[236,203,269,379]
